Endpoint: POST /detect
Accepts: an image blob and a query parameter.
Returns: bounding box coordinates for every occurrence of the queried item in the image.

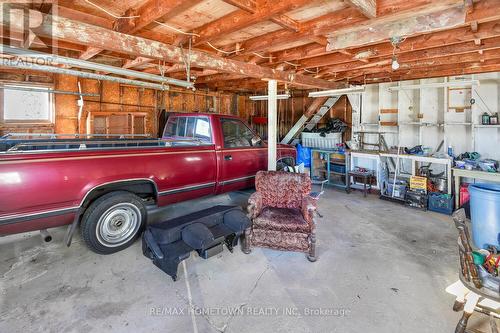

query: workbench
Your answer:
[379,153,453,194]
[452,168,500,207]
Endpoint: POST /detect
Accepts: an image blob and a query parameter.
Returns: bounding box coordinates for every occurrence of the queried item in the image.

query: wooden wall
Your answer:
[251,95,351,141]
[0,73,350,140]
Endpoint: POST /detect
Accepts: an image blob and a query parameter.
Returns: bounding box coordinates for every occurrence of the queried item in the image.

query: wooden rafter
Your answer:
[0,9,338,89]
[191,0,310,46]
[221,0,256,13]
[82,0,204,60]
[326,5,466,51]
[272,19,500,69]
[345,0,377,18]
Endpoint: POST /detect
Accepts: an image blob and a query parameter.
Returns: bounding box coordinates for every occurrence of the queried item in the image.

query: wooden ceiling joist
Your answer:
[220,0,256,13]
[288,19,500,70]
[191,0,310,46]
[326,5,466,51]
[345,0,377,18]
[83,0,204,60]
[0,9,338,89]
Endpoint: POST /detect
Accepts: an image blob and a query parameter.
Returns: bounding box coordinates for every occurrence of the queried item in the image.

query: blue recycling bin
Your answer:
[469,183,500,250]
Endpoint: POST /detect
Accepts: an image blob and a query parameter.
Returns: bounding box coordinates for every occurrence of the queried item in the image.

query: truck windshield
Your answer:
[163,116,212,143]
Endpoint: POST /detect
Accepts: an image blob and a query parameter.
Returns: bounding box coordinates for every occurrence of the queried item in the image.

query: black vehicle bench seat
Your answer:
[142,205,250,281]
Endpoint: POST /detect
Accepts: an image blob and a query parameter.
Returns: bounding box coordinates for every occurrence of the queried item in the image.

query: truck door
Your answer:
[218,117,266,192]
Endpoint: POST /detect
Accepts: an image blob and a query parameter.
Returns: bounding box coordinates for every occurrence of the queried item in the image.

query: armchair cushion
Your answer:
[255,171,311,209]
[253,207,310,233]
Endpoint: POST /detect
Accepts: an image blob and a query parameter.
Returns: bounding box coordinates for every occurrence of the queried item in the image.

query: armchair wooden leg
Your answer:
[307,232,317,262]
[242,228,252,254]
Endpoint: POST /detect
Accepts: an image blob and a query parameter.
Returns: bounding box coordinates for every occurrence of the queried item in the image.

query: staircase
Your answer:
[281,96,341,144]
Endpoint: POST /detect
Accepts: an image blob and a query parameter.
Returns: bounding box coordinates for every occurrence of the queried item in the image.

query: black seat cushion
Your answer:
[181,223,214,250]
[223,209,250,233]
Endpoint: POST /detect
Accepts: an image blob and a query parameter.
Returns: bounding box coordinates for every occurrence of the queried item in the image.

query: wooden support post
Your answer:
[268,79,277,171]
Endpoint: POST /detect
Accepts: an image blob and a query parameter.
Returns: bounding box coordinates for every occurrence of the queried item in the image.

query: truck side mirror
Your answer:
[251,135,262,146]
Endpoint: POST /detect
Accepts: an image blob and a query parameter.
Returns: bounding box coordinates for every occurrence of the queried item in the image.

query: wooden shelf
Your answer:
[380,108,399,114]
[380,121,398,126]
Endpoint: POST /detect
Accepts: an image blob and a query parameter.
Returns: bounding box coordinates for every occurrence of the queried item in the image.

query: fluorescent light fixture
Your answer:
[249,94,290,101]
[308,86,365,98]
[388,80,480,92]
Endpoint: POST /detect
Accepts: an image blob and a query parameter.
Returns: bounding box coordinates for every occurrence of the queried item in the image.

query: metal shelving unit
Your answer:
[310,148,350,191]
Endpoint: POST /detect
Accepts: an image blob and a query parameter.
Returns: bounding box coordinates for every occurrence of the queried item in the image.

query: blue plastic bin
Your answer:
[469,183,500,250]
[331,164,346,174]
[428,193,454,215]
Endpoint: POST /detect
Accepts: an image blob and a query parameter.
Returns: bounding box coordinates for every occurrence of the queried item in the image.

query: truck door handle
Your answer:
[224,155,232,161]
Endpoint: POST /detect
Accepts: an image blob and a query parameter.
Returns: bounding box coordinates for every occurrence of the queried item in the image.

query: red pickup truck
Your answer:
[0,113,295,254]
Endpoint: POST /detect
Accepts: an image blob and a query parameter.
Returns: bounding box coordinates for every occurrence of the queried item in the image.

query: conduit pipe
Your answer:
[1,45,193,89]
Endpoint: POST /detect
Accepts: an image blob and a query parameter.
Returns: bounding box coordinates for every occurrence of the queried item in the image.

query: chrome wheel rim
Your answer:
[96,203,141,247]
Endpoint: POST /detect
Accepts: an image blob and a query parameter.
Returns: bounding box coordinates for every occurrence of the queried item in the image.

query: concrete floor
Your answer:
[0,188,491,332]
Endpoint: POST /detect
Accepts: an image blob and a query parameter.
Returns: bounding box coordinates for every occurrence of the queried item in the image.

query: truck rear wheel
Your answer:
[81,191,146,254]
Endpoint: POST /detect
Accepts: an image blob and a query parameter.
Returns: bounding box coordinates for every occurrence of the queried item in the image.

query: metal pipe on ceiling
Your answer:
[1,45,193,89]
[0,60,170,91]
[0,85,100,97]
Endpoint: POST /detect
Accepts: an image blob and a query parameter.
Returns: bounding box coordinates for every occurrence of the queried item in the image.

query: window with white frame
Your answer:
[2,86,53,122]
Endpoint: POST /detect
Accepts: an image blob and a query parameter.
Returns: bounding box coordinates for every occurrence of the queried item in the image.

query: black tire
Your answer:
[81,191,146,254]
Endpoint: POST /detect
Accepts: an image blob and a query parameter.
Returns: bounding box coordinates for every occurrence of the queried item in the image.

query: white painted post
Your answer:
[268,79,277,171]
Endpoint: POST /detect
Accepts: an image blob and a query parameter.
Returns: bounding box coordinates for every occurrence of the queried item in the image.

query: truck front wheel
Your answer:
[81,191,146,254]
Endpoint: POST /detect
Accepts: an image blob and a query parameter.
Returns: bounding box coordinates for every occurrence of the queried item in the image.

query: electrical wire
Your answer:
[252,52,273,60]
[206,41,242,55]
[84,0,140,19]
[284,61,299,67]
[153,20,200,37]
[303,67,318,74]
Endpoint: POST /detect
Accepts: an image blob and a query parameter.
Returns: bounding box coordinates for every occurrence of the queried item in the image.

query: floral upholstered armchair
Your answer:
[243,171,318,262]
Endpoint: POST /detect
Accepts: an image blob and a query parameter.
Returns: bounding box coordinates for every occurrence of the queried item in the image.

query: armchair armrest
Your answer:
[301,196,317,225]
[247,192,263,219]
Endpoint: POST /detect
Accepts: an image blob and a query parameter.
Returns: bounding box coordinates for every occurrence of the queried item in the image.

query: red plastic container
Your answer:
[460,183,470,206]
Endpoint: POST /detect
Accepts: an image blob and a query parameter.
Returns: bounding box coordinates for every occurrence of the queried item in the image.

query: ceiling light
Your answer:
[249,94,290,101]
[391,56,400,70]
[308,86,365,98]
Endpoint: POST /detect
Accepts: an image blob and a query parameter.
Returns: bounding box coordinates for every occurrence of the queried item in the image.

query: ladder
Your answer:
[304,96,340,131]
[281,96,341,144]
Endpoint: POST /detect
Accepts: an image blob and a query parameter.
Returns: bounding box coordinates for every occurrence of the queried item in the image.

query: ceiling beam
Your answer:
[326,5,465,51]
[345,0,377,18]
[319,43,500,78]
[118,0,204,34]
[289,20,500,69]
[84,0,204,60]
[123,57,154,69]
[220,0,298,32]
[270,15,300,32]
[191,0,310,46]
[231,0,464,56]
[1,9,338,89]
[79,46,104,60]
[346,60,500,84]
[221,0,256,13]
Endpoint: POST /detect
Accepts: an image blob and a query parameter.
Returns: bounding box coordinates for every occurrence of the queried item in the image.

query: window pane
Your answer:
[186,117,196,137]
[164,116,212,143]
[163,116,178,137]
[177,117,187,136]
[221,118,254,148]
[3,86,51,121]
